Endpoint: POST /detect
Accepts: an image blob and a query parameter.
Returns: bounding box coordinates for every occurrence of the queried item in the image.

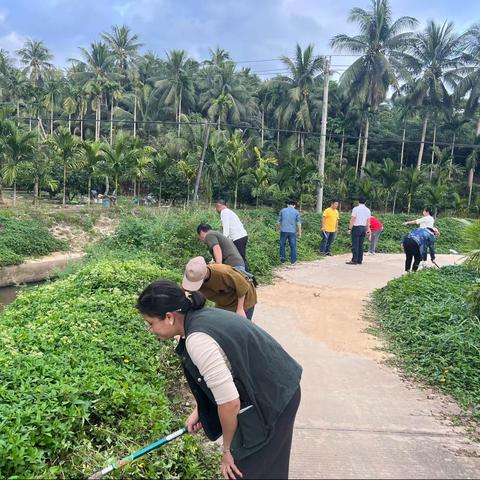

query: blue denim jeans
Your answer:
[320,231,337,253]
[280,232,297,264]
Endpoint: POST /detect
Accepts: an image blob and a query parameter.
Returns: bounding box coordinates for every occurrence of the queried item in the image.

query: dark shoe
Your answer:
[320,252,327,256]
[280,258,286,263]
[345,261,358,265]
[326,252,332,256]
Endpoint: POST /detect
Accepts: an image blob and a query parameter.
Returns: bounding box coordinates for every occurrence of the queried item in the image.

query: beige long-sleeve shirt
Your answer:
[186,332,239,405]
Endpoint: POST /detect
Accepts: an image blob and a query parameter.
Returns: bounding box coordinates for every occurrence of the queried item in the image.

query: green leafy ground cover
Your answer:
[372,266,480,420]
[0,216,67,266]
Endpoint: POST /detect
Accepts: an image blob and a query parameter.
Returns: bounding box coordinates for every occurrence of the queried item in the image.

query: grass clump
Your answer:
[372,266,480,419]
[0,216,67,266]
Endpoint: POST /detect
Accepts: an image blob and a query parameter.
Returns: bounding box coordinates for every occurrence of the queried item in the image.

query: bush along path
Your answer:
[373,266,480,422]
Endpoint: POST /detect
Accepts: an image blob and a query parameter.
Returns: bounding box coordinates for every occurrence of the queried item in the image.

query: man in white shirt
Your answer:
[215,200,249,264]
[346,196,371,265]
[404,207,435,229]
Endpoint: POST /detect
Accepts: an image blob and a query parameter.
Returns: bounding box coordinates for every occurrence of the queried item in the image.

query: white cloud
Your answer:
[0,31,26,53]
[113,0,162,22]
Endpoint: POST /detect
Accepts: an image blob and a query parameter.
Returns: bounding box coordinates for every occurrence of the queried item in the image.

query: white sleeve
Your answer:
[221,210,230,238]
[186,332,239,405]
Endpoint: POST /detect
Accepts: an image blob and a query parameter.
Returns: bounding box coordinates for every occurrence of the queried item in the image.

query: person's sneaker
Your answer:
[319,252,326,256]
[345,261,358,265]
[291,262,297,266]
[326,252,333,256]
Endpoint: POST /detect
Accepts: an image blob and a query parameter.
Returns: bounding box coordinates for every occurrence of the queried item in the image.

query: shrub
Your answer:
[372,266,480,418]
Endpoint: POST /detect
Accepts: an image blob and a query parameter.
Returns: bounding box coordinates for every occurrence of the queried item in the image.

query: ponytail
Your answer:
[137,280,206,318]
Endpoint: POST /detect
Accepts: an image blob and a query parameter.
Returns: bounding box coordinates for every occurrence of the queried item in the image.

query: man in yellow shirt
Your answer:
[320,200,339,256]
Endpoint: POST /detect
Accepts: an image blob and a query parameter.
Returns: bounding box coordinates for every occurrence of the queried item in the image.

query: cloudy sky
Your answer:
[0,0,479,76]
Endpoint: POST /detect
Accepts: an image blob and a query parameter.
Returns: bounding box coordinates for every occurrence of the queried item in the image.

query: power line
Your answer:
[235,54,361,64]
[20,115,480,150]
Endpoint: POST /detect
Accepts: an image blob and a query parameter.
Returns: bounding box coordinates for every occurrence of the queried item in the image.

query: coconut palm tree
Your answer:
[1,127,36,205]
[48,128,81,206]
[102,25,143,79]
[278,44,324,156]
[466,149,478,208]
[402,21,463,169]
[330,0,417,175]
[73,42,117,140]
[29,146,57,206]
[17,39,53,86]
[155,49,196,136]
[42,70,64,134]
[224,131,250,208]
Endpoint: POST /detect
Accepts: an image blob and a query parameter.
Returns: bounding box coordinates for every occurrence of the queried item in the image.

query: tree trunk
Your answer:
[0,183,3,204]
[417,114,428,170]
[234,182,238,209]
[407,194,412,214]
[133,95,137,137]
[29,117,32,132]
[177,90,182,137]
[68,114,72,133]
[360,116,369,177]
[300,133,305,158]
[133,179,137,198]
[468,167,474,208]
[88,175,91,206]
[193,123,211,204]
[261,108,264,147]
[355,125,362,178]
[33,177,39,206]
[13,181,17,206]
[105,175,109,196]
[399,124,406,171]
[115,175,118,195]
[339,129,345,165]
[448,132,456,180]
[110,98,114,145]
[80,114,84,140]
[158,181,162,208]
[429,123,437,179]
[50,105,54,135]
[63,164,67,206]
[96,96,101,141]
[16,101,20,126]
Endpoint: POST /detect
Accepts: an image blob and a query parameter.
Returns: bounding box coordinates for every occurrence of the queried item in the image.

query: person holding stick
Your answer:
[401,227,440,272]
[138,280,302,480]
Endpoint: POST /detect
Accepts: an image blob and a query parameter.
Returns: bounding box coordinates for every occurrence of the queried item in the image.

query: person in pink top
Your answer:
[368,215,384,254]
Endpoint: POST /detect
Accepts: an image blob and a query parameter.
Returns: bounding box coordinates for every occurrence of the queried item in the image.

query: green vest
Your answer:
[175,307,302,459]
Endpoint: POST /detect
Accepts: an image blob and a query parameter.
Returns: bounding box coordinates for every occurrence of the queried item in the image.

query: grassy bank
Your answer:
[0,215,67,266]
[372,266,480,420]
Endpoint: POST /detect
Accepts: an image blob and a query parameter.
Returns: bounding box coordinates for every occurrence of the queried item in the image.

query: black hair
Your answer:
[331,200,339,205]
[196,223,213,234]
[137,280,206,319]
[216,199,227,206]
[423,206,433,215]
[358,196,367,204]
[287,199,297,206]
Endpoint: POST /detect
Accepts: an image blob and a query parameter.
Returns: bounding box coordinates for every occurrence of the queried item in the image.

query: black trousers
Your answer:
[351,226,366,264]
[234,236,248,263]
[236,387,301,480]
[403,237,422,272]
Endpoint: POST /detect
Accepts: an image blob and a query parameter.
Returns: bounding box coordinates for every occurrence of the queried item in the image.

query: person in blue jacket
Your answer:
[401,227,440,272]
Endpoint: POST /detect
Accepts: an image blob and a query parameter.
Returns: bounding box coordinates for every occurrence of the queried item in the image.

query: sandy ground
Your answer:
[255,253,480,479]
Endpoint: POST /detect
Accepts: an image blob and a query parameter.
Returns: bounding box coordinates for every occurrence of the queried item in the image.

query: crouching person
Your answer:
[138,280,302,480]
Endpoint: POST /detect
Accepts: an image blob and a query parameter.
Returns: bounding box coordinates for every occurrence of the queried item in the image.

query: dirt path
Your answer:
[255,253,480,479]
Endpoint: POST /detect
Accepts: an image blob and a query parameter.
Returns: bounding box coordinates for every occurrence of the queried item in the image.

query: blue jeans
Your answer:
[280,232,297,264]
[320,231,337,253]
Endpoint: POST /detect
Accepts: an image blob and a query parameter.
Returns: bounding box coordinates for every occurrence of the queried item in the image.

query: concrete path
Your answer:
[255,254,480,479]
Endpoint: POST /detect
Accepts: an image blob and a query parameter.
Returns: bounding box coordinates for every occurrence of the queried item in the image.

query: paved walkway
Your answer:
[255,254,480,479]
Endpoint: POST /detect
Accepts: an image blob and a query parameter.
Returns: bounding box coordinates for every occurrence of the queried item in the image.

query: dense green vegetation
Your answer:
[0,260,219,478]
[0,215,66,266]
[373,266,480,420]
[0,1,479,214]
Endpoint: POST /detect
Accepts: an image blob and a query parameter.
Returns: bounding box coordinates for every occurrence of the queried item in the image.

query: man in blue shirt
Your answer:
[277,200,302,266]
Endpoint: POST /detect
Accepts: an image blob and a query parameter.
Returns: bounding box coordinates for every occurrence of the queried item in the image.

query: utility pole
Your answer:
[316,56,330,213]
[193,122,211,205]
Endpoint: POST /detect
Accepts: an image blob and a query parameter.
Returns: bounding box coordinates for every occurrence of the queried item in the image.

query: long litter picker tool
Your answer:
[88,427,187,479]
